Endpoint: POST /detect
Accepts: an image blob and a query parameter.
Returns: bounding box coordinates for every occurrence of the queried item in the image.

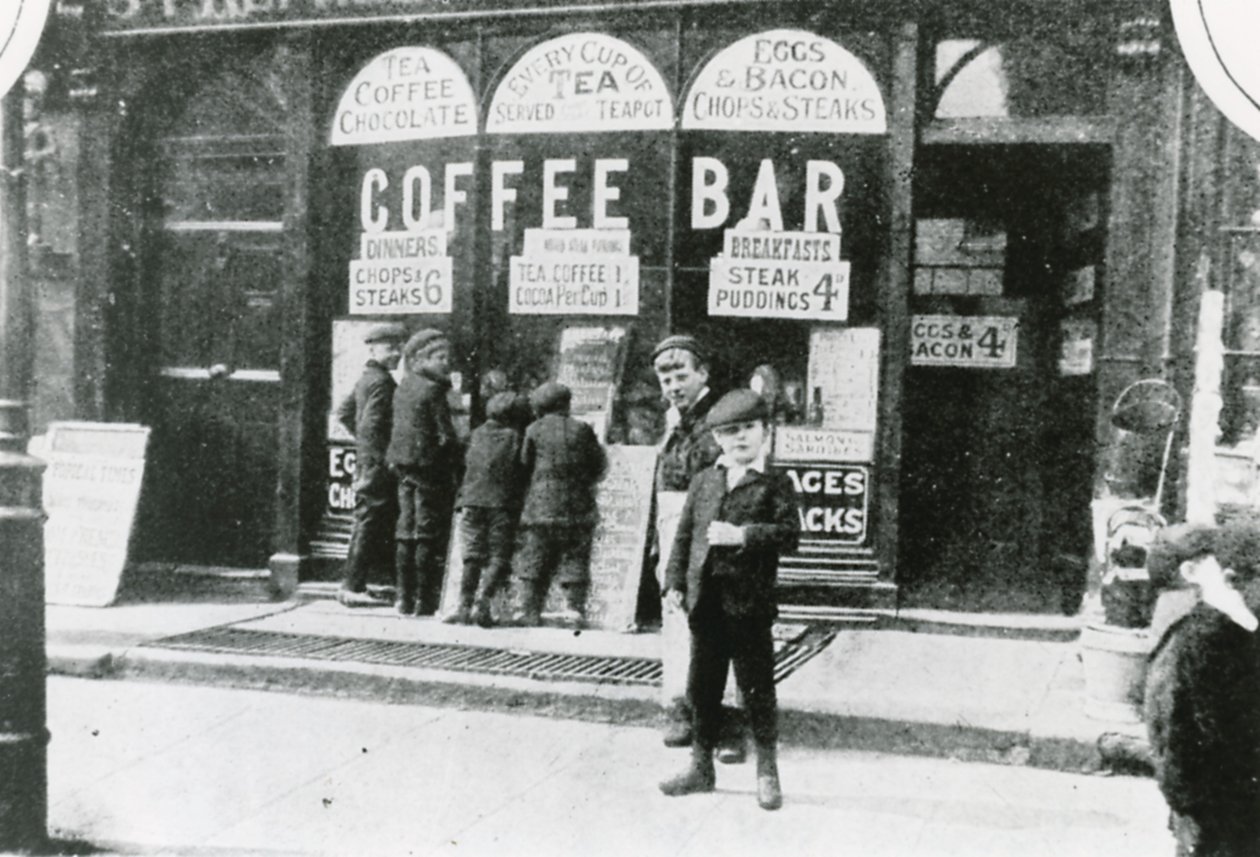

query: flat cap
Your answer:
[652,334,708,366]
[405,328,449,356]
[485,391,521,423]
[364,322,408,344]
[1146,523,1217,590]
[706,389,768,429]
[530,381,572,415]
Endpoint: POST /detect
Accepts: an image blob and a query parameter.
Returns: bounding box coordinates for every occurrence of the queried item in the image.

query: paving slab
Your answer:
[45,599,1147,776]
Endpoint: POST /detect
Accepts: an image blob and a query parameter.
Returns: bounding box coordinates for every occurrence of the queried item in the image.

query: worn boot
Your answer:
[512,579,542,627]
[558,584,588,629]
[755,744,782,811]
[470,572,499,628]
[716,706,749,764]
[659,743,716,797]
[394,542,417,615]
[662,699,693,748]
[442,597,473,625]
[413,540,442,617]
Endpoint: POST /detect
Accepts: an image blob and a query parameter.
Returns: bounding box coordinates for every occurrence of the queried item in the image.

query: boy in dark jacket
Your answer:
[335,322,406,608]
[512,382,607,628]
[445,391,525,627]
[1143,520,1260,857]
[659,389,798,811]
[386,329,459,616]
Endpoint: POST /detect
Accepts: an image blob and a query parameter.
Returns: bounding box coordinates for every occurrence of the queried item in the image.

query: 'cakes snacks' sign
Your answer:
[487,32,673,134]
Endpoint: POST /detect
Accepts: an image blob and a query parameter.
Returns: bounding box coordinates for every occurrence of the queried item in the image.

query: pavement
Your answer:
[44,567,1150,778]
[44,676,1174,857]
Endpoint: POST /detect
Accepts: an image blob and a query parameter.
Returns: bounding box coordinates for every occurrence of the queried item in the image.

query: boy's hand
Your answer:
[707,521,746,546]
[663,589,684,612]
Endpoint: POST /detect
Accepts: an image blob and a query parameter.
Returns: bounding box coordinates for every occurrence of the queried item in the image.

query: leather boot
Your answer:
[661,699,693,748]
[442,596,473,624]
[394,542,417,615]
[558,584,587,629]
[413,540,441,617]
[755,744,782,811]
[512,579,542,627]
[470,571,499,628]
[659,743,716,797]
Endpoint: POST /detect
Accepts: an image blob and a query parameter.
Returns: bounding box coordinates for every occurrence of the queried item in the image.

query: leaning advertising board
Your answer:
[39,422,150,606]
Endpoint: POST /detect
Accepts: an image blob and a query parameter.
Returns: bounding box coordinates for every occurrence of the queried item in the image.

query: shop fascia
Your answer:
[357,155,849,234]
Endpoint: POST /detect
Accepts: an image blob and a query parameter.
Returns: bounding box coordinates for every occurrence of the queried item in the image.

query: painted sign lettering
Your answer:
[775,428,873,463]
[777,463,870,546]
[683,29,887,134]
[510,228,640,315]
[910,315,1019,369]
[331,47,476,145]
[487,32,672,134]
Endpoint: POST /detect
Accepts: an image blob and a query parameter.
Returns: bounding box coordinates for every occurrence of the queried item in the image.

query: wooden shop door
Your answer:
[131,51,287,568]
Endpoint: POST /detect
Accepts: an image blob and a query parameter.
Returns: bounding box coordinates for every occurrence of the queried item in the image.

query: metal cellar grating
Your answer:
[142,626,837,687]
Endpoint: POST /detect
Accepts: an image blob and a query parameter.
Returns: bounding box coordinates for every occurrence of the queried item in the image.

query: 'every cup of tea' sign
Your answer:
[487,32,673,134]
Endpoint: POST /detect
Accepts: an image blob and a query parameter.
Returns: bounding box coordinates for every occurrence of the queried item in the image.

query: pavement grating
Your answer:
[140,625,838,687]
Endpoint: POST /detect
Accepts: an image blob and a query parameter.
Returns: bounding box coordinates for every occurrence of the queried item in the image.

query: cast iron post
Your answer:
[0,82,48,851]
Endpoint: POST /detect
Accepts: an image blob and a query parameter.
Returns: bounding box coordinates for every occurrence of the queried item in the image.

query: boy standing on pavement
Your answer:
[659,389,798,811]
[652,335,723,748]
[512,382,607,628]
[387,329,459,616]
[1143,520,1260,857]
[335,322,406,608]
[445,391,526,627]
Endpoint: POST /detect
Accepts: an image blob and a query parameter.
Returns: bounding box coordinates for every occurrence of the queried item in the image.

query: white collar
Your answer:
[718,450,768,487]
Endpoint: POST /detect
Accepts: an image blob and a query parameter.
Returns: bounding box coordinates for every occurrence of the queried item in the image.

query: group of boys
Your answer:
[336,325,606,626]
[339,325,794,810]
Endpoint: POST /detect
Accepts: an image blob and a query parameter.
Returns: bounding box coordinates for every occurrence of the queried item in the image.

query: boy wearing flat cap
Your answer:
[652,334,724,748]
[1143,519,1260,857]
[387,329,460,616]
[659,389,798,811]
[511,381,607,627]
[335,322,407,608]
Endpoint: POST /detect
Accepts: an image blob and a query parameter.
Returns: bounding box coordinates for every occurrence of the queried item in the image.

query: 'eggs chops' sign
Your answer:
[683,28,886,134]
[0,0,51,98]
[1172,0,1260,144]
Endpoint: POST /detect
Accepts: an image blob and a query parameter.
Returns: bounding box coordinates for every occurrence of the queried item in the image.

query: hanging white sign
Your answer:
[487,32,673,134]
[682,28,887,134]
[509,254,639,315]
[349,256,453,314]
[330,47,478,146]
[0,0,50,99]
[709,257,850,321]
[910,315,1019,369]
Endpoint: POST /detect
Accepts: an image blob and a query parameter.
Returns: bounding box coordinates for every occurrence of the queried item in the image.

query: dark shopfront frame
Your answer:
[78,0,1181,615]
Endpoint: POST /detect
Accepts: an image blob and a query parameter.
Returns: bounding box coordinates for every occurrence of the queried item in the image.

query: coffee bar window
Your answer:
[480,29,677,439]
[674,26,889,576]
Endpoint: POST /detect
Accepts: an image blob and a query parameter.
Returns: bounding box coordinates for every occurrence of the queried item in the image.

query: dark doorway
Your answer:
[129,49,287,568]
[899,145,1108,613]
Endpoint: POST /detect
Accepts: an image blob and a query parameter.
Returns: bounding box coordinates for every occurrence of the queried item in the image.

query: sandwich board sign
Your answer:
[40,422,150,606]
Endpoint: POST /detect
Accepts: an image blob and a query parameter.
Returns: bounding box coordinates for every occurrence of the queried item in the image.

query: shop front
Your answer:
[57,0,1177,617]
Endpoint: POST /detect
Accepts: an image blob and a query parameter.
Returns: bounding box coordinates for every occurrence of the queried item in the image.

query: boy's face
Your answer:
[712,420,766,465]
[654,350,709,412]
[368,340,402,370]
[414,345,451,379]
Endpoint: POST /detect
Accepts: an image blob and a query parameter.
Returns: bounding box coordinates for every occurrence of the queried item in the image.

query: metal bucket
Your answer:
[1080,623,1151,723]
